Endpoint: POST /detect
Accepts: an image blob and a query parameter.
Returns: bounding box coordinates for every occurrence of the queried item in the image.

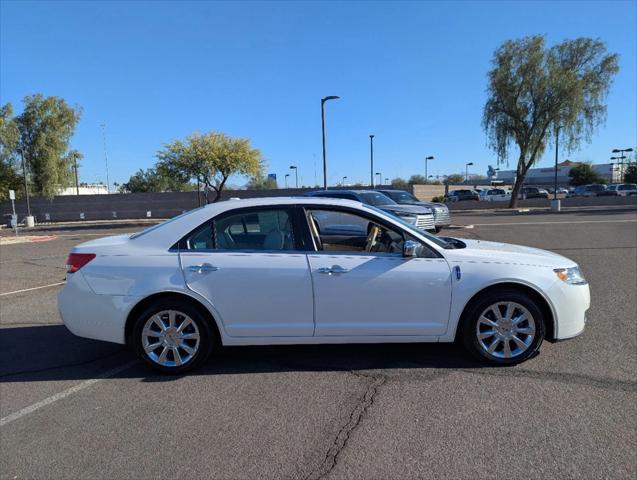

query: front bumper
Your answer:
[545,280,590,340]
[433,208,451,227]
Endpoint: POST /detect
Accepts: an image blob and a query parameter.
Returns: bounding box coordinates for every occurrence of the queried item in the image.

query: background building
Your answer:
[495,161,623,185]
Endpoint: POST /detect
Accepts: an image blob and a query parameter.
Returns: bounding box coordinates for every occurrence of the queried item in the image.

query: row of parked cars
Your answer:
[306,189,451,232]
[568,183,637,197]
[446,183,637,202]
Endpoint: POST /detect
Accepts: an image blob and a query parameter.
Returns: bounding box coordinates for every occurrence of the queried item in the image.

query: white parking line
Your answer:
[0,361,137,427]
[0,282,66,297]
[469,219,637,227]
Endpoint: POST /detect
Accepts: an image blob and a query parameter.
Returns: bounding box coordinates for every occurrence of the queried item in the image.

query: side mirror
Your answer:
[403,240,420,258]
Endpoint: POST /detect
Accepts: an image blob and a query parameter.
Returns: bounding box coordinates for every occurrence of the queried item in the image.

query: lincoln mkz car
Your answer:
[59,197,590,373]
[306,189,436,231]
[376,189,450,232]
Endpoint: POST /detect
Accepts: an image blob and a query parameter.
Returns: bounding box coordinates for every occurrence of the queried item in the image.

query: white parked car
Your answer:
[480,188,512,202]
[59,197,590,373]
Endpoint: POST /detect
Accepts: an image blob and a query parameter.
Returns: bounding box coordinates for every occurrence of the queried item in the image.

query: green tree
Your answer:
[568,163,607,186]
[0,103,22,201]
[444,174,464,185]
[246,175,278,190]
[624,164,637,184]
[483,36,619,207]
[15,94,82,198]
[408,174,427,185]
[157,131,263,203]
[390,177,408,189]
[120,165,193,193]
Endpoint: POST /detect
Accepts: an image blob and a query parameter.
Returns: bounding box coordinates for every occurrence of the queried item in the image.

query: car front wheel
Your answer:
[130,298,215,374]
[461,289,545,365]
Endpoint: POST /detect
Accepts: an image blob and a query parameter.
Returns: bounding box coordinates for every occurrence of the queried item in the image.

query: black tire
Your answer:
[129,298,216,374]
[460,288,545,365]
[434,226,442,234]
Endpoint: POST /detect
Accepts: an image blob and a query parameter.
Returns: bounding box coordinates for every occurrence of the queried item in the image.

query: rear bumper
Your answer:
[58,272,139,345]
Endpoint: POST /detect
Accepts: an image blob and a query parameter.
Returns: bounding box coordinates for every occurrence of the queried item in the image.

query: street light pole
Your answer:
[465,162,474,183]
[290,166,298,188]
[321,96,340,190]
[284,174,290,189]
[342,176,348,185]
[554,125,561,201]
[18,147,31,217]
[369,135,375,188]
[74,157,80,195]
[100,124,110,194]
[376,172,382,185]
[424,156,434,184]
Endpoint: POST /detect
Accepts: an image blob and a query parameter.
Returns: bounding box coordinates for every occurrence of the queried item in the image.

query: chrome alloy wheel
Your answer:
[141,310,201,367]
[476,301,536,359]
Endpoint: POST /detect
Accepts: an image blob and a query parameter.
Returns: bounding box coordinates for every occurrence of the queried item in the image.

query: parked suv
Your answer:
[568,184,607,197]
[376,189,451,232]
[602,183,637,196]
[519,187,550,199]
[305,190,436,231]
[446,190,479,202]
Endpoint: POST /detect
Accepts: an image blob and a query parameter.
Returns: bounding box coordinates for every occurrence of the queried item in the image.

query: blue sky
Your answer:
[1,0,635,188]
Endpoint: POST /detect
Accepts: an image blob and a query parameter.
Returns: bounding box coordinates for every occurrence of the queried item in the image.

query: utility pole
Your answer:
[369,135,375,187]
[321,96,340,190]
[18,147,31,217]
[100,124,110,194]
[74,158,80,195]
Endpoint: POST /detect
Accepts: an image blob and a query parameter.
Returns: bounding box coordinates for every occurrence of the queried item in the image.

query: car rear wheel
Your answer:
[461,289,545,365]
[130,299,215,374]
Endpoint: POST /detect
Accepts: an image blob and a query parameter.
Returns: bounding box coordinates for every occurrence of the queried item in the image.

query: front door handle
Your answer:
[317,265,349,275]
[188,263,219,274]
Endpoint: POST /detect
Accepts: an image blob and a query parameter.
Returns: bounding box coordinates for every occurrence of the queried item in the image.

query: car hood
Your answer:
[443,238,577,268]
[380,204,433,215]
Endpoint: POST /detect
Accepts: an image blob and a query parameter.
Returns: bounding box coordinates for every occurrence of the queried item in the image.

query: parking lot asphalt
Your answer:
[1,210,636,479]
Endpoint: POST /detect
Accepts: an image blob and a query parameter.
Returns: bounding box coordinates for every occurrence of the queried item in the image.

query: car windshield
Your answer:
[489,189,505,195]
[619,184,636,190]
[589,185,606,191]
[357,192,397,206]
[365,205,450,249]
[383,191,419,203]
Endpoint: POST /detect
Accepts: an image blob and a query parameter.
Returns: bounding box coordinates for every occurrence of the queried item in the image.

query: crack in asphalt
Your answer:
[303,371,386,480]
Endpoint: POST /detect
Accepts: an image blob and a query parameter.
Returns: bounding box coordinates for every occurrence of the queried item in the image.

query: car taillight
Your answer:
[66,253,96,273]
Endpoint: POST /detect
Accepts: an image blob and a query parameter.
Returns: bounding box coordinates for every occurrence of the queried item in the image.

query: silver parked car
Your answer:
[376,189,451,232]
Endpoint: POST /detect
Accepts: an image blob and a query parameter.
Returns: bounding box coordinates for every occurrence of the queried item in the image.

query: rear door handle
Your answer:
[188,263,219,274]
[317,265,349,275]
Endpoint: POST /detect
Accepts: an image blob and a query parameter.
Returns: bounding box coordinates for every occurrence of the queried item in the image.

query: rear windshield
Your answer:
[129,208,203,239]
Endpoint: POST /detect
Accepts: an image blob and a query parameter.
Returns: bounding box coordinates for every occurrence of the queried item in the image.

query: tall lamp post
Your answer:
[553,125,562,201]
[612,148,634,181]
[424,156,434,184]
[289,165,298,188]
[369,135,375,187]
[284,174,290,189]
[321,96,340,190]
[342,176,348,185]
[376,172,382,186]
[17,147,32,219]
[100,124,110,194]
[465,162,473,183]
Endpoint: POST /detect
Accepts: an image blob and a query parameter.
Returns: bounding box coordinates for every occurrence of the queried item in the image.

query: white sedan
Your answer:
[59,197,589,373]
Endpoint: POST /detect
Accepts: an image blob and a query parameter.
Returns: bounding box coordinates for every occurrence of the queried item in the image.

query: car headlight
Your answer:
[397,213,417,224]
[554,266,587,285]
